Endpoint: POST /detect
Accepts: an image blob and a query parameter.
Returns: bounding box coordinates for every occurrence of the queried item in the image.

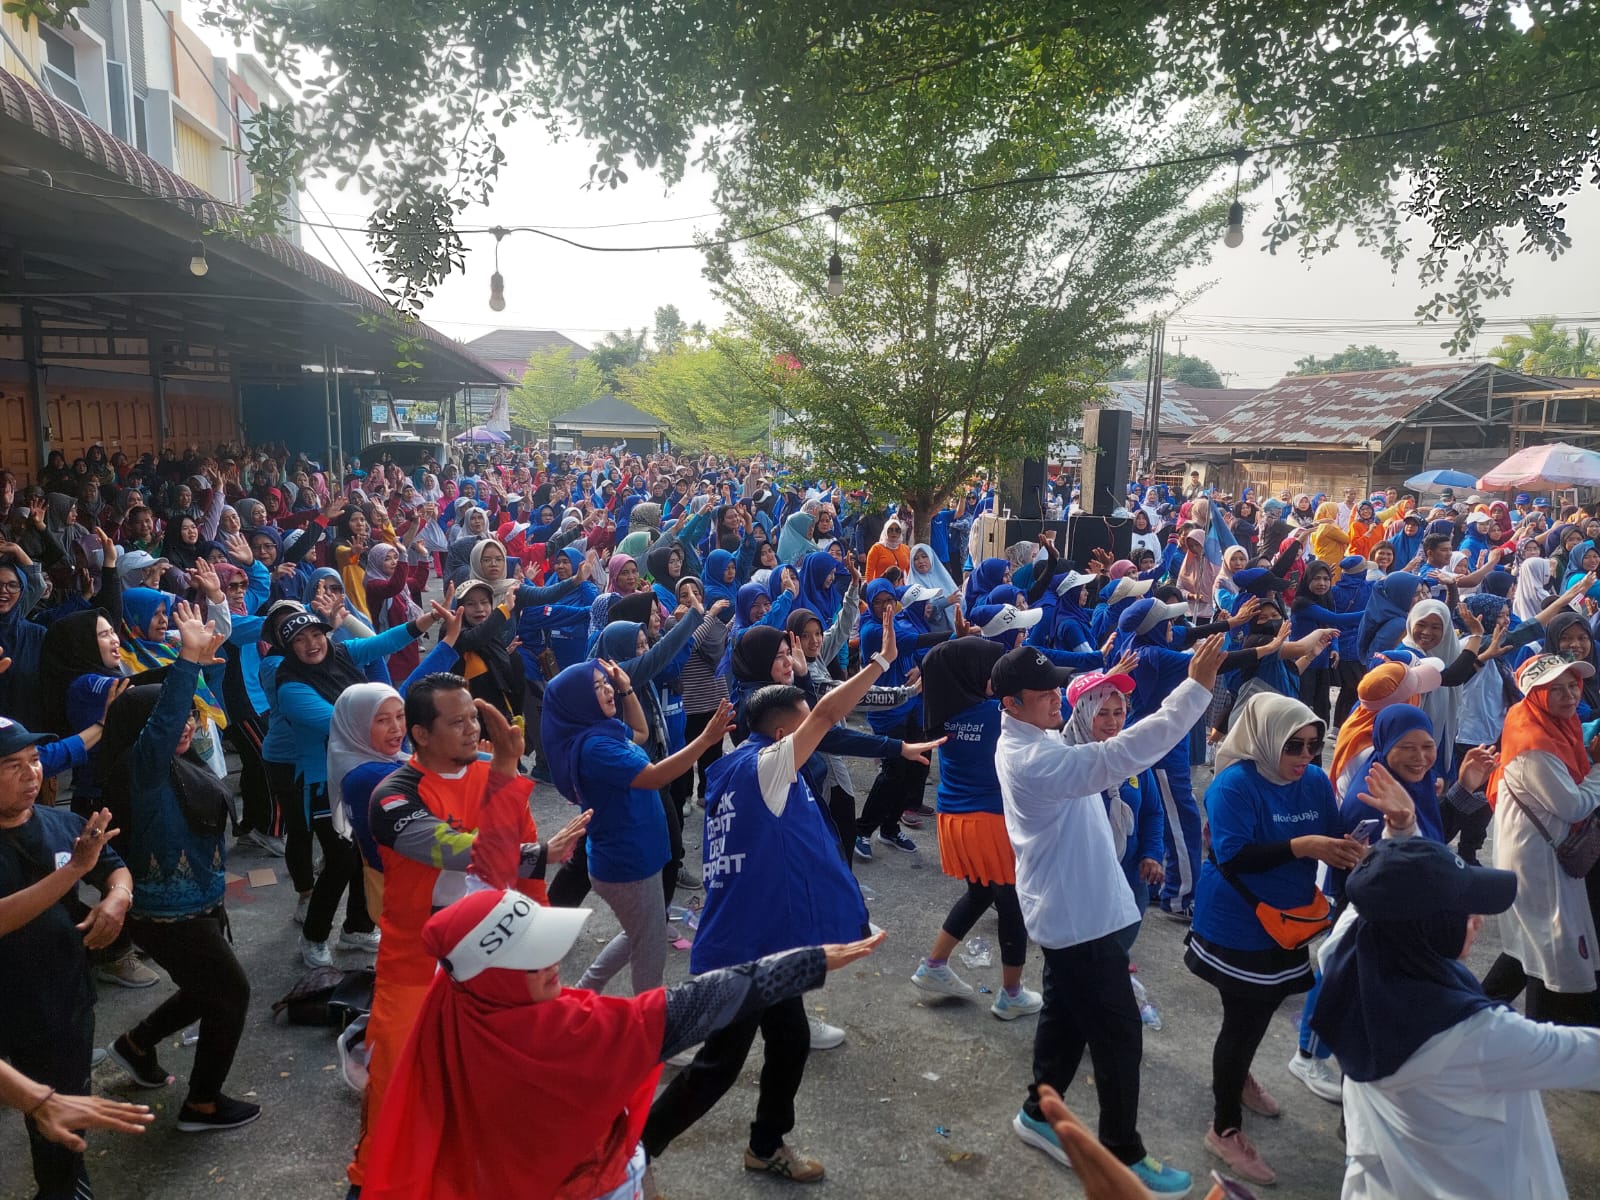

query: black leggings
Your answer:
[682,708,727,799]
[1211,989,1283,1134]
[660,787,684,908]
[1483,952,1600,1023]
[294,779,373,943]
[225,711,277,838]
[3,1001,93,1199]
[125,908,249,1105]
[857,717,927,837]
[547,836,591,907]
[827,785,856,873]
[269,760,312,892]
[1331,658,1366,729]
[1298,666,1334,729]
[941,880,1027,967]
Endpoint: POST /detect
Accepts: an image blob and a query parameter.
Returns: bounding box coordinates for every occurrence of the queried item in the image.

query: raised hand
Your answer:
[68,808,119,876]
[698,698,736,746]
[545,811,592,863]
[1458,746,1499,794]
[1456,603,1483,636]
[1109,648,1141,678]
[190,557,223,603]
[171,599,217,661]
[1228,596,1262,628]
[1355,762,1417,830]
[474,698,524,772]
[1186,634,1226,690]
[599,657,633,695]
[223,532,254,566]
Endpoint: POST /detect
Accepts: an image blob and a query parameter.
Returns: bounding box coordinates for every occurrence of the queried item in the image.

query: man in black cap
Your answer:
[0,716,134,1199]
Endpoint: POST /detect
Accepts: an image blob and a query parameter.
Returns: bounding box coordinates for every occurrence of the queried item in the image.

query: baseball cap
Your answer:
[0,716,54,758]
[1439,488,1455,501]
[1117,597,1187,635]
[1464,511,1491,526]
[1515,493,1531,505]
[1232,567,1289,596]
[1517,653,1596,695]
[1534,497,1551,509]
[1105,576,1153,605]
[117,550,168,581]
[1065,671,1135,707]
[990,645,1075,697]
[970,604,1043,639]
[1346,838,1516,921]
[1054,569,1099,597]
[275,611,332,648]
[899,584,942,608]
[429,889,592,982]
[1338,555,1372,574]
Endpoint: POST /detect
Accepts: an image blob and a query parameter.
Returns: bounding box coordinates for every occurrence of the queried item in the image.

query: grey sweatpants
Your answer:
[577,874,667,995]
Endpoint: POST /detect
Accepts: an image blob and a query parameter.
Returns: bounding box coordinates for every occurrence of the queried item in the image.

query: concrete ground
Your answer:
[6,755,1600,1200]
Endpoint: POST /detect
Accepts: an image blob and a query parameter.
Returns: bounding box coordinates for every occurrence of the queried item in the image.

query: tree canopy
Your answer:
[507,345,606,430]
[1116,352,1225,388]
[1289,345,1411,376]
[1487,318,1600,378]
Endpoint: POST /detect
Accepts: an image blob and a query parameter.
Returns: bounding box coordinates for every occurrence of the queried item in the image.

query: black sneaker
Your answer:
[107,1034,172,1089]
[176,1094,262,1133]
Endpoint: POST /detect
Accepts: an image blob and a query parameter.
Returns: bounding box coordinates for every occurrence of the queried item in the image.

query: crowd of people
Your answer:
[3,438,1600,1199]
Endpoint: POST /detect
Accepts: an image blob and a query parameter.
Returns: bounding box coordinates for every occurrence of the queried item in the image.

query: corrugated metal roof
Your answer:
[1186,363,1490,447]
[1096,380,1259,430]
[551,395,665,430]
[466,328,589,362]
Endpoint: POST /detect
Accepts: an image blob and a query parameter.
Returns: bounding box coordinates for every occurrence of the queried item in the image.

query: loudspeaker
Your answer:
[1064,512,1132,567]
[997,457,1048,520]
[1079,407,1132,516]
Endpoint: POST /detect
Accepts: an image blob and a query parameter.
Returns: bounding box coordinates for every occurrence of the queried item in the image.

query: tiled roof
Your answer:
[465,328,589,363]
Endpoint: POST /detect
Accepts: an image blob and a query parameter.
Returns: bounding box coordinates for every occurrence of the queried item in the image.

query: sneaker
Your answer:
[807,1017,845,1050]
[1241,1073,1281,1118]
[1204,1126,1275,1186]
[1129,1154,1194,1196]
[742,1143,824,1182]
[1158,904,1193,924]
[293,895,310,925]
[245,829,286,857]
[853,836,874,862]
[1011,1108,1070,1168]
[990,986,1044,1020]
[94,951,160,989]
[106,1035,172,1089]
[300,935,334,969]
[876,831,918,854]
[676,867,704,891]
[911,803,936,817]
[338,929,381,952]
[899,810,924,829]
[176,1094,262,1133]
[1288,1049,1343,1103]
[910,959,975,999]
[90,1048,108,1068]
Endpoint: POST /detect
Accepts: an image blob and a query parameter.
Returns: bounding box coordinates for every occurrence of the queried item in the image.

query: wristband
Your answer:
[110,883,133,900]
[616,688,634,698]
[870,652,890,671]
[24,1088,55,1119]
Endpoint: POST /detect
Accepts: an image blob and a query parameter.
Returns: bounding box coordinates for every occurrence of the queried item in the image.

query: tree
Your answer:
[651,305,686,355]
[1116,352,1224,387]
[507,345,605,430]
[1487,319,1600,378]
[588,328,649,391]
[1289,345,1411,376]
[73,0,1583,349]
[617,338,774,455]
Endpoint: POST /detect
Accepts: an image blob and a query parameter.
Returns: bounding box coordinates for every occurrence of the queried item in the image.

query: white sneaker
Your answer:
[990,986,1044,1020]
[338,929,381,952]
[292,895,310,925]
[299,936,334,969]
[910,959,975,999]
[1288,1050,1343,1102]
[807,1017,845,1050]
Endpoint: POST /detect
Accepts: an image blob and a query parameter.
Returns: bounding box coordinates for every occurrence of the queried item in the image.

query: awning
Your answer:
[0,71,505,399]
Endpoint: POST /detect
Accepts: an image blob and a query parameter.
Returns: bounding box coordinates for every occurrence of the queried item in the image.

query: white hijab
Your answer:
[1402,599,1463,753]
[1063,683,1136,850]
[1215,693,1322,786]
[1513,557,1552,622]
[326,683,405,837]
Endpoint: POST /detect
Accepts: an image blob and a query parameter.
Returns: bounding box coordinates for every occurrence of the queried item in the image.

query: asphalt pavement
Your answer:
[6,753,1599,1200]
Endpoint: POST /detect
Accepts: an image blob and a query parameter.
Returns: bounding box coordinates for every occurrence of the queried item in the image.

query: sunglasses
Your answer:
[1282,737,1325,757]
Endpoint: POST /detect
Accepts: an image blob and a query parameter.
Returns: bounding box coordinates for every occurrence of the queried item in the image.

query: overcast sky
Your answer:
[207,30,1600,390]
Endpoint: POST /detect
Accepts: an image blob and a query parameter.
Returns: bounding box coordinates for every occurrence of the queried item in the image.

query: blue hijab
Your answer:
[1050,577,1094,651]
[1311,842,1494,1082]
[558,547,600,608]
[796,552,841,622]
[121,586,174,637]
[965,558,1009,608]
[1343,705,1444,842]
[1389,520,1423,566]
[1358,571,1424,661]
[704,549,740,611]
[598,620,645,664]
[766,564,798,601]
[539,659,635,803]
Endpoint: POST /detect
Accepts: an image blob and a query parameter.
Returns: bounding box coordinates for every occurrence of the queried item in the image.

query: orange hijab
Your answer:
[1486,687,1590,810]
[1330,662,1417,794]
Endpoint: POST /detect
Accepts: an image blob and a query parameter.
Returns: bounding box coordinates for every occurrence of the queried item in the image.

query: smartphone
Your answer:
[1352,818,1384,846]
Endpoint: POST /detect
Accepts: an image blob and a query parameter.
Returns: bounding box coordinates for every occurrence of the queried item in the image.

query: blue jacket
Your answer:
[275,624,418,786]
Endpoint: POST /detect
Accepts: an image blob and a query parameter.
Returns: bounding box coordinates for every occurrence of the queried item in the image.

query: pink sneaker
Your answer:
[1205,1126,1276,1186]
[1241,1072,1281,1118]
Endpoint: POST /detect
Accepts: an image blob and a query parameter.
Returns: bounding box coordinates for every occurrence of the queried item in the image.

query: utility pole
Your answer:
[1139,319,1166,478]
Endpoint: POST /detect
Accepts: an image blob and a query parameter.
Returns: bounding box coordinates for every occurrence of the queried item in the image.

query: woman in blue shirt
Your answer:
[909,638,1040,1019]
[1184,693,1366,1186]
[539,659,731,996]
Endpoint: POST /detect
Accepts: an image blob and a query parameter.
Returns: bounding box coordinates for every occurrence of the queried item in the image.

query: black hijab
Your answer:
[161,513,203,570]
[731,625,786,684]
[101,683,230,840]
[920,637,1005,733]
[610,590,658,626]
[275,629,368,705]
[40,609,117,735]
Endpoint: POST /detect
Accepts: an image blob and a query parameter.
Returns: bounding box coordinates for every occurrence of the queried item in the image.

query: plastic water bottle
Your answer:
[1130,976,1162,1030]
[958,935,993,968]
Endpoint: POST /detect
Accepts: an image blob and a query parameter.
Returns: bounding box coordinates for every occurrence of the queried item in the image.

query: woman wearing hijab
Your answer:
[539,658,732,995]
[1487,655,1600,1024]
[1307,500,1350,569]
[100,602,257,1132]
[1290,561,1365,727]
[1355,571,1427,663]
[1541,612,1600,719]
[1288,494,1317,530]
[363,543,430,681]
[777,510,824,566]
[449,580,525,722]
[645,540,686,610]
[1312,836,1600,1200]
[865,517,910,582]
[1395,599,1495,762]
[274,604,442,969]
[327,683,410,919]
[909,636,1041,1016]
[1186,693,1372,1186]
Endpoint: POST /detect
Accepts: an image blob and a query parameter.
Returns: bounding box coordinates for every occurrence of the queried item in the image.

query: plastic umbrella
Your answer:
[1404,468,1478,491]
[1477,442,1600,490]
[452,425,510,444]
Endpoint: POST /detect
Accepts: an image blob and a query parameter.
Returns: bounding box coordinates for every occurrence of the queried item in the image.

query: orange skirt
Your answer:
[937,811,1016,887]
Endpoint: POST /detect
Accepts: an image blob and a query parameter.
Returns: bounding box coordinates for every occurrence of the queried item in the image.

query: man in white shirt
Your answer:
[994,636,1226,1198]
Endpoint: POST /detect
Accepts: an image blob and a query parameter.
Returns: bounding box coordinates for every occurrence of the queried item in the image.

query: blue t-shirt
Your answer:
[1193,760,1340,952]
[928,509,952,563]
[935,700,1003,815]
[578,734,668,884]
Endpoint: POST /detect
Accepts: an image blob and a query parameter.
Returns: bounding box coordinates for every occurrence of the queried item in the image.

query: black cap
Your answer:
[1346,838,1516,921]
[0,716,54,758]
[274,611,332,649]
[990,646,1075,698]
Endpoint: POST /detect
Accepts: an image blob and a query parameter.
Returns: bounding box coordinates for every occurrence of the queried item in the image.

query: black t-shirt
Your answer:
[0,806,122,1025]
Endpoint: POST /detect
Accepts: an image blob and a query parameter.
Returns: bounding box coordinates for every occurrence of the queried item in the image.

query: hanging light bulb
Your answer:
[188,239,209,276]
[826,251,844,297]
[1224,201,1245,248]
[488,226,508,311]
